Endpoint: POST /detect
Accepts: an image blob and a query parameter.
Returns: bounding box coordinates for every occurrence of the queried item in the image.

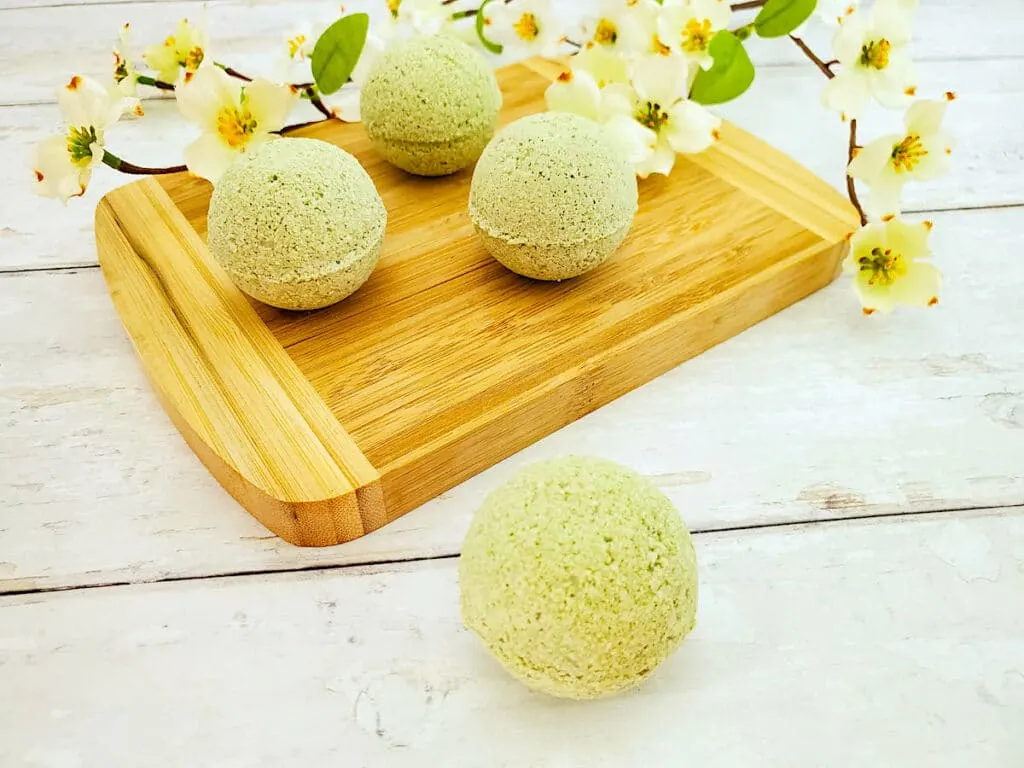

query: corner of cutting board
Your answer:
[93,180,389,548]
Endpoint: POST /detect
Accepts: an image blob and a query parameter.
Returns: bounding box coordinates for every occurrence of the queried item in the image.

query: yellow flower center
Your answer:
[859,246,906,287]
[681,18,713,53]
[387,0,401,18]
[217,106,258,149]
[183,45,204,72]
[513,12,539,42]
[651,33,671,56]
[66,125,98,167]
[890,134,927,173]
[859,38,891,70]
[636,101,669,133]
[594,18,617,45]
[288,34,308,59]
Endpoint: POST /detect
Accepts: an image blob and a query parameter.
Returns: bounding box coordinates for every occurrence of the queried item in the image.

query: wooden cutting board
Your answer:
[95,58,858,547]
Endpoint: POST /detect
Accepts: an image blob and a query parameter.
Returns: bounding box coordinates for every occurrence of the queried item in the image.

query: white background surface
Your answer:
[1,1,1022,765]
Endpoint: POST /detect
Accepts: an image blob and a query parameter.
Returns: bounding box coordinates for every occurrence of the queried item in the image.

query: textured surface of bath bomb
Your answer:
[469,112,638,280]
[360,35,502,176]
[207,138,386,311]
[459,456,698,699]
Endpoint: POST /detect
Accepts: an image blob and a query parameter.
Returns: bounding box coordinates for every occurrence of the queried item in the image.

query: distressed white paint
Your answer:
[1,509,1022,767]
[2,208,1023,592]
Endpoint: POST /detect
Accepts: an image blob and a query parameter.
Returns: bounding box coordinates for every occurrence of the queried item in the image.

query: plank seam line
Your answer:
[2,502,1019,599]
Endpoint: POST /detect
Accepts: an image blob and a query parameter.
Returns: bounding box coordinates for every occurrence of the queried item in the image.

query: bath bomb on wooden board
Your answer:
[469,112,639,281]
[459,456,699,699]
[360,35,502,176]
[207,138,386,311]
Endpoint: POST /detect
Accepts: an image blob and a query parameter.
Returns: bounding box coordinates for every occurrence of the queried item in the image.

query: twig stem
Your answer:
[101,151,186,175]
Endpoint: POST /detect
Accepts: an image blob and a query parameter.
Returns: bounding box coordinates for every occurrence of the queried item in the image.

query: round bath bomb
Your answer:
[469,112,638,281]
[360,35,502,176]
[207,138,386,311]
[459,456,698,699]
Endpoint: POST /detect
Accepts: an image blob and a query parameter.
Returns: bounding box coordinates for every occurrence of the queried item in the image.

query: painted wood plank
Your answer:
[0,0,1014,106]
[2,57,1019,272]
[1,509,1021,766]
[2,207,1022,592]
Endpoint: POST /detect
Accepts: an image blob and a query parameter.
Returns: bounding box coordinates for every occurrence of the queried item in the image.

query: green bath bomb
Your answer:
[360,35,502,176]
[469,112,638,281]
[459,456,698,699]
[207,138,386,311]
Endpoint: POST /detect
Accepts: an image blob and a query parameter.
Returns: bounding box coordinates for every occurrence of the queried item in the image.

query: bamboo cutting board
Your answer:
[95,58,858,547]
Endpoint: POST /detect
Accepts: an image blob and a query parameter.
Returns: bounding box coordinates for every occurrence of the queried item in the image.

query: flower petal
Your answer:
[884,217,931,259]
[831,11,869,65]
[323,85,362,122]
[847,133,900,181]
[821,70,871,118]
[183,132,243,184]
[31,134,88,203]
[58,75,122,130]
[634,137,677,178]
[574,44,629,88]
[545,69,602,122]
[870,0,914,45]
[245,78,297,133]
[904,98,945,134]
[176,66,239,130]
[632,53,689,107]
[863,172,904,219]
[665,99,720,154]
[890,260,941,307]
[604,114,658,165]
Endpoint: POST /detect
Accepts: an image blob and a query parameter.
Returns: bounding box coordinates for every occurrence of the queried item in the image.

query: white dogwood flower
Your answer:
[31,75,123,202]
[657,0,732,70]
[603,53,721,177]
[845,217,939,314]
[110,23,144,117]
[617,0,672,56]
[176,66,298,183]
[821,0,917,118]
[847,95,954,217]
[545,66,657,167]
[582,0,633,50]
[143,16,207,84]
[485,0,562,57]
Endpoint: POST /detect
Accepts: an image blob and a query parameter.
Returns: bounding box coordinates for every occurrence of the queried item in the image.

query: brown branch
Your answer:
[789,35,835,79]
[847,120,868,226]
[279,118,331,135]
[306,88,334,120]
[102,153,187,175]
[789,35,867,225]
[731,0,767,9]
[217,64,253,82]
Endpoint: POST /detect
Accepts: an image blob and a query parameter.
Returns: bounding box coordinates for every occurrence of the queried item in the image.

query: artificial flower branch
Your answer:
[788,33,867,225]
[30,0,952,315]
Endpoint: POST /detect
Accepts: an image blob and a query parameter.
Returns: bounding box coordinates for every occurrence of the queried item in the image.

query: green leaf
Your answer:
[311,13,369,95]
[754,0,817,38]
[689,31,755,105]
[476,0,503,55]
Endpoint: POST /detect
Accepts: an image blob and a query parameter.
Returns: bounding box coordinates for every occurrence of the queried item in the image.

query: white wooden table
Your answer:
[2,1,1022,765]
